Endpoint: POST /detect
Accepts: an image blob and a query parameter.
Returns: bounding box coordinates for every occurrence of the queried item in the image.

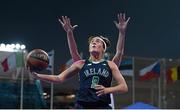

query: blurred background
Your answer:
[0,0,180,109]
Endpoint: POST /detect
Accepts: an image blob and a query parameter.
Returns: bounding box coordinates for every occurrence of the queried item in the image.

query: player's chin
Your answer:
[90,48,101,52]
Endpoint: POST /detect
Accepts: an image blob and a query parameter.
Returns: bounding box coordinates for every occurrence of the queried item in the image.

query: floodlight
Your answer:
[15,44,21,49]
[20,45,26,50]
[0,43,26,52]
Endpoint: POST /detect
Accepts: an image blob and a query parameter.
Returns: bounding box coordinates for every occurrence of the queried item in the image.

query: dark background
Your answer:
[0,0,180,72]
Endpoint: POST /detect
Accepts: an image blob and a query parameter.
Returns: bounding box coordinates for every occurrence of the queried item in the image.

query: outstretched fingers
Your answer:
[73,25,78,28]
[67,17,71,26]
[126,17,130,24]
[113,20,118,28]
[123,13,126,20]
[58,18,63,25]
[59,15,78,32]
[58,16,66,25]
[120,13,123,22]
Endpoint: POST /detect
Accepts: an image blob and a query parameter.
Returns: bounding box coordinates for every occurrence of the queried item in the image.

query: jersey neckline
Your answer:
[88,59,105,64]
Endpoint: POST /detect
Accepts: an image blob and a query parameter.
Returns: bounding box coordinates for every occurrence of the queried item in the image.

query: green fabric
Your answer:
[15,52,24,67]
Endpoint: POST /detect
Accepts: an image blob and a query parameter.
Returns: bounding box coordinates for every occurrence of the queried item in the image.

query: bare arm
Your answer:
[31,60,84,83]
[108,61,128,93]
[95,61,128,96]
[112,13,130,66]
[59,16,81,62]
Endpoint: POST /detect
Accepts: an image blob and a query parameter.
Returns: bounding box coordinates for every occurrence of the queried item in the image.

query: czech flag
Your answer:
[139,61,160,81]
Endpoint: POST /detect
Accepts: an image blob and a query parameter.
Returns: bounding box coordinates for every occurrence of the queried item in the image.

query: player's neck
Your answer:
[89,55,104,62]
[90,51,104,61]
[91,50,102,57]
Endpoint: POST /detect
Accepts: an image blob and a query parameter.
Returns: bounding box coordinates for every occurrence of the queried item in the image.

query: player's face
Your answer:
[89,37,105,53]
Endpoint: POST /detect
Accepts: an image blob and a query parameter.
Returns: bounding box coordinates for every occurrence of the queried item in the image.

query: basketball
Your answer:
[26,49,49,72]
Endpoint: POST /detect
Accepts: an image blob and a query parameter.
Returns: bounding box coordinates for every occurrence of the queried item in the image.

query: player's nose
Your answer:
[92,42,96,45]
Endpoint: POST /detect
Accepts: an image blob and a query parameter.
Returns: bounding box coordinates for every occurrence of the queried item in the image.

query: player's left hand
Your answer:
[114,13,130,34]
[95,85,109,96]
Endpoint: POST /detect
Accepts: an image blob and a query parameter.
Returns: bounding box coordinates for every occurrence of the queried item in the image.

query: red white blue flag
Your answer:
[139,61,160,81]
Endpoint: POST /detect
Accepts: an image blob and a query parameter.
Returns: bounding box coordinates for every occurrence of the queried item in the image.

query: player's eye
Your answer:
[96,39,101,43]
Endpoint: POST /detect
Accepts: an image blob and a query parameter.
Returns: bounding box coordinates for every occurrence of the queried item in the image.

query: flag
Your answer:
[16,52,24,67]
[119,58,133,76]
[46,50,54,71]
[1,52,24,72]
[59,59,73,72]
[139,61,160,81]
[166,66,180,84]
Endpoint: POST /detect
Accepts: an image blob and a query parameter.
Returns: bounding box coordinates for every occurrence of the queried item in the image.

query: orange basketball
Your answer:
[27,49,49,71]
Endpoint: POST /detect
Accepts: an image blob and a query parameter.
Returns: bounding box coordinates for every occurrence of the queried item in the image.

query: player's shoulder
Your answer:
[73,60,85,65]
[71,60,85,68]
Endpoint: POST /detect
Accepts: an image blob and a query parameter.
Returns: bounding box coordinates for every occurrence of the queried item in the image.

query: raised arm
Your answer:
[112,13,130,66]
[31,60,84,83]
[59,16,82,62]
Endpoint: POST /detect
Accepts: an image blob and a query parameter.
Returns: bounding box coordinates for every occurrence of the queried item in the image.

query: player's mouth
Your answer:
[92,45,96,48]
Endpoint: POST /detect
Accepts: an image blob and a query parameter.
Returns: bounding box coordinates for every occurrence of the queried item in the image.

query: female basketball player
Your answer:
[31,36,128,109]
[58,13,130,108]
